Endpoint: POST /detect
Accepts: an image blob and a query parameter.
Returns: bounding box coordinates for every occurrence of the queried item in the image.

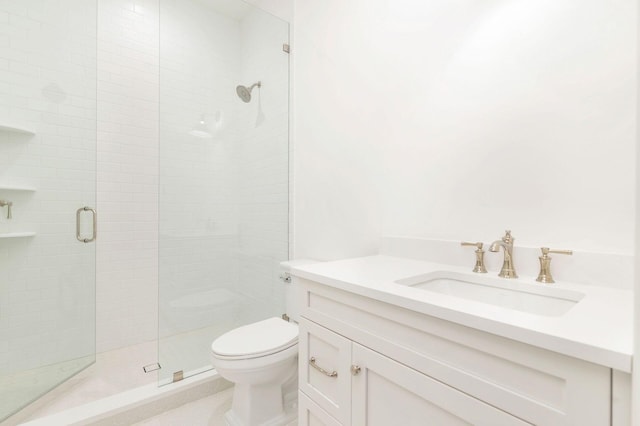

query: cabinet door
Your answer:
[351,343,530,426]
[299,391,343,426]
[299,318,352,425]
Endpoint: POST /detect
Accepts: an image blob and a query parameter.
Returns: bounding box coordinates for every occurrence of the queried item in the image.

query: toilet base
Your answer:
[223,389,298,426]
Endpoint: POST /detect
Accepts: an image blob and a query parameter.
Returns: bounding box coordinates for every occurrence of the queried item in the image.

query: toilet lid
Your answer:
[211,317,298,359]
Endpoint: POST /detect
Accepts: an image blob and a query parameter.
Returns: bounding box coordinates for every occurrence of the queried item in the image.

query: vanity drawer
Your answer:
[299,318,351,425]
[299,391,343,426]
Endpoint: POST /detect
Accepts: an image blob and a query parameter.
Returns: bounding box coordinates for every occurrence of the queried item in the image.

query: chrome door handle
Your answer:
[309,357,338,378]
[76,207,97,243]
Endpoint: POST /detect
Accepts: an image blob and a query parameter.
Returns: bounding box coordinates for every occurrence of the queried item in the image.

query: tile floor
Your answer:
[132,387,233,426]
[133,388,298,426]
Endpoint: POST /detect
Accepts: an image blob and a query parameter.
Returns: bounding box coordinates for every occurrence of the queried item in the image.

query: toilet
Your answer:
[210,260,318,425]
[211,317,299,426]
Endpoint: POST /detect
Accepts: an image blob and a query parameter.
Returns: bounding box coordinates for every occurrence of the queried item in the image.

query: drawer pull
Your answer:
[351,365,361,376]
[309,357,338,378]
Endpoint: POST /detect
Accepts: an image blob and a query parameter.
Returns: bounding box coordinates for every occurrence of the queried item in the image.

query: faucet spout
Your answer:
[489,231,517,278]
[489,240,504,252]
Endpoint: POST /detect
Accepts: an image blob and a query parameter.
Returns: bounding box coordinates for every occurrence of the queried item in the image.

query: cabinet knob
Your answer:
[351,365,361,376]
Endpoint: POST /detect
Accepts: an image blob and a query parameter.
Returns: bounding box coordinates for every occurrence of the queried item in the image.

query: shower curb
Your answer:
[17,371,231,426]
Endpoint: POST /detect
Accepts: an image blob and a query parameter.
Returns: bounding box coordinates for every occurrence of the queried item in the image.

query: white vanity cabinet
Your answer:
[299,318,528,426]
[297,278,626,426]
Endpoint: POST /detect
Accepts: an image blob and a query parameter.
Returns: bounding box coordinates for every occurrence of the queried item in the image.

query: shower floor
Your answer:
[4,324,223,425]
[3,340,157,424]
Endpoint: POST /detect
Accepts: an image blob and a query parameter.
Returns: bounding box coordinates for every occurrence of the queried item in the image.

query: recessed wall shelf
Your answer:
[0,232,36,239]
[0,185,36,192]
[0,124,35,135]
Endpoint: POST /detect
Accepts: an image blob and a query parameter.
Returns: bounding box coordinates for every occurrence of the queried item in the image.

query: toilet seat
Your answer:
[211,317,298,360]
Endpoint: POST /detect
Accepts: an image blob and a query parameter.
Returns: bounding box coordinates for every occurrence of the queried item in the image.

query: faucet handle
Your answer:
[461,241,483,250]
[541,247,573,256]
[502,230,513,243]
[461,241,487,273]
[536,247,573,283]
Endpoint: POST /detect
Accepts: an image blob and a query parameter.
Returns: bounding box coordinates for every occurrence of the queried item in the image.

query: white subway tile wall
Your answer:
[237,9,289,319]
[96,0,159,353]
[158,0,243,351]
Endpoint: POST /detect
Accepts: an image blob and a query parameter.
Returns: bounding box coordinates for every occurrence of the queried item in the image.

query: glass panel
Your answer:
[0,0,97,421]
[159,0,289,384]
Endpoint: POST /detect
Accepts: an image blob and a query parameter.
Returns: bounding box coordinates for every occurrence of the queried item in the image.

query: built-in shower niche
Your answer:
[0,185,37,239]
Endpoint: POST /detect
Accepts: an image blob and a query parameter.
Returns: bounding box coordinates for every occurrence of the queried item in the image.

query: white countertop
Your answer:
[291,255,634,372]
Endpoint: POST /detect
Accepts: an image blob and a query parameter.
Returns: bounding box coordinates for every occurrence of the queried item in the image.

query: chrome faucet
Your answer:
[489,230,517,278]
[0,200,12,219]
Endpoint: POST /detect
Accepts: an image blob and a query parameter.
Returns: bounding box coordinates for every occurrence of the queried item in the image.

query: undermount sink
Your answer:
[395,271,585,316]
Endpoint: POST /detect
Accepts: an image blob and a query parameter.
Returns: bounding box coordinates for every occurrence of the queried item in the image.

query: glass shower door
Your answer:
[0,0,97,421]
[159,0,289,384]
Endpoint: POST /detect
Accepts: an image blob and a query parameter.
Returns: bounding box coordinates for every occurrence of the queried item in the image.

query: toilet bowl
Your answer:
[211,317,299,426]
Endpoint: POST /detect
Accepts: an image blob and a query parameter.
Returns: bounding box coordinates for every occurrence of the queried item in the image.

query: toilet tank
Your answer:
[280,259,320,323]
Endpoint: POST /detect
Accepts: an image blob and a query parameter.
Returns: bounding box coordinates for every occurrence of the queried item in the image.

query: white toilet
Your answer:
[211,317,299,426]
[210,260,318,425]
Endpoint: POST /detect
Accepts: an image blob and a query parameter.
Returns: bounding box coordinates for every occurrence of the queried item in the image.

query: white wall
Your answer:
[246,0,292,23]
[293,0,637,261]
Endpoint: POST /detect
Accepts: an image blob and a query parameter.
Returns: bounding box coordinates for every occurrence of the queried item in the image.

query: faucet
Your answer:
[0,200,12,219]
[489,230,517,278]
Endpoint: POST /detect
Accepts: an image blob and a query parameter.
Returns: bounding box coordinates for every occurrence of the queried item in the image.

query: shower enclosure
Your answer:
[0,0,288,422]
[158,0,290,385]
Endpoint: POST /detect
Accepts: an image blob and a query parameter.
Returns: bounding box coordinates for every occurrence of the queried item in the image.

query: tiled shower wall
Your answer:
[96,0,159,352]
[158,0,242,337]
[102,0,291,352]
[99,0,290,354]
[236,9,289,321]
[158,0,290,335]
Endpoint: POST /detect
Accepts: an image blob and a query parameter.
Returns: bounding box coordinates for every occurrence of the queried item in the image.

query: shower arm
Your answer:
[248,82,261,91]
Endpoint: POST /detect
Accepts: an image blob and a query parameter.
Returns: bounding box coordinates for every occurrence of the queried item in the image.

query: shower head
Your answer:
[236,81,261,103]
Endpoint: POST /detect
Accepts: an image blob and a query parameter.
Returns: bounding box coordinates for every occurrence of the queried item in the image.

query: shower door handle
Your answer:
[76,207,97,243]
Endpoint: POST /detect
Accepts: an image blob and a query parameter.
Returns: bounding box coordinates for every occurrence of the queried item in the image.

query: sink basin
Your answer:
[395,271,584,316]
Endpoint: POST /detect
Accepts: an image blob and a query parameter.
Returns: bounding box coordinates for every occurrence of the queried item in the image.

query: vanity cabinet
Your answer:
[300,318,528,426]
[297,278,623,426]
